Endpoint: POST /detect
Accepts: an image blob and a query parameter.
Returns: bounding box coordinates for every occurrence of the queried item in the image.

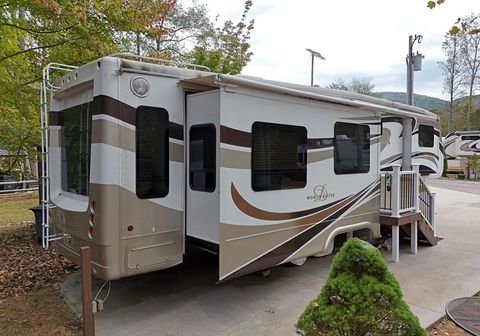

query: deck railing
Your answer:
[0,180,39,194]
[380,164,417,217]
[380,163,436,234]
[418,176,436,233]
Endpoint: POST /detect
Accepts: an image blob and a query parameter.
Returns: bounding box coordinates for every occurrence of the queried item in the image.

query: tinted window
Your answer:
[461,135,480,141]
[334,122,370,174]
[61,103,92,196]
[136,106,169,198]
[252,122,307,191]
[418,125,434,148]
[189,124,216,192]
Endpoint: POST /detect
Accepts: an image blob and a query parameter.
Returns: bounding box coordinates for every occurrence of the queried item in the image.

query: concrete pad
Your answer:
[387,186,480,327]
[58,185,480,334]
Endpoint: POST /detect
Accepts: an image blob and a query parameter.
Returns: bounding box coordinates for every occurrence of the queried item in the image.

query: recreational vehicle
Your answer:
[443,131,480,158]
[40,55,443,281]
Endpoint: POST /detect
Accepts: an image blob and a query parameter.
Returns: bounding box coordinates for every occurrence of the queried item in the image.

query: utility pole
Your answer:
[306,48,325,86]
[403,34,424,170]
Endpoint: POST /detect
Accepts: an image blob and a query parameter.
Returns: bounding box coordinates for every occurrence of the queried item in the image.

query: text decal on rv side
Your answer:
[307,185,335,202]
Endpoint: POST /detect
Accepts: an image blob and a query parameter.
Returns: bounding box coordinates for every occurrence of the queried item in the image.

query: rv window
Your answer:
[461,135,480,141]
[334,122,370,174]
[252,122,307,191]
[189,124,216,192]
[418,125,434,148]
[61,103,92,196]
[136,106,169,198]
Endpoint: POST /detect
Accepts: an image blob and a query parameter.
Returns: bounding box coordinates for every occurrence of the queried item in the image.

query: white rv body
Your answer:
[443,131,480,158]
[46,56,443,281]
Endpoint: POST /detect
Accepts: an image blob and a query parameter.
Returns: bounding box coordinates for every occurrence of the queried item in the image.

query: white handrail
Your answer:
[0,180,38,185]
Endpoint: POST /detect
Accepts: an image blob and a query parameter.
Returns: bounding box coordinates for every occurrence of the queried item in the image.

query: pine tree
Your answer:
[296,238,425,336]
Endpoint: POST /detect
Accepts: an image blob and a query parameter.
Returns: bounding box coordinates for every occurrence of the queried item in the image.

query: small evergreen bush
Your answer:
[296,238,425,336]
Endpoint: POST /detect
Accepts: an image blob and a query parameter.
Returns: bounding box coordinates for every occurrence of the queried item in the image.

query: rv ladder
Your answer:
[40,63,77,249]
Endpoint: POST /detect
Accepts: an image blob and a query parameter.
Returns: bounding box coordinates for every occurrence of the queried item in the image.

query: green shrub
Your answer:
[296,238,425,336]
[458,174,465,180]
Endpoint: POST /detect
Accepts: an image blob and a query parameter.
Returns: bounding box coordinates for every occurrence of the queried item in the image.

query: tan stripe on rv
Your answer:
[307,148,334,164]
[92,118,184,162]
[221,148,250,169]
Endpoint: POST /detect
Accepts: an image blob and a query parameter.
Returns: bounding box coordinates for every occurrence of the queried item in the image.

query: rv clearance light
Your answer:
[130,76,150,97]
[89,214,95,228]
[90,201,96,214]
[88,226,94,239]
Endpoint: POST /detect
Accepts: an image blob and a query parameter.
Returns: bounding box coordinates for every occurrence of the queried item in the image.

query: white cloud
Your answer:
[200,0,479,100]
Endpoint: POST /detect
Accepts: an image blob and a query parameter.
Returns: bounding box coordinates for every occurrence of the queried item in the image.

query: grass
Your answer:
[0,193,81,335]
[0,195,38,228]
[0,286,81,336]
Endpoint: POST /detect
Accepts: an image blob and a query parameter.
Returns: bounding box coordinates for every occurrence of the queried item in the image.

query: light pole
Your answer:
[406,35,424,105]
[306,48,325,86]
[403,34,424,171]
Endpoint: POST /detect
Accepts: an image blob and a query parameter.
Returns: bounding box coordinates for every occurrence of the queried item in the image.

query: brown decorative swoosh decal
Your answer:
[231,183,346,221]
[221,180,379,281]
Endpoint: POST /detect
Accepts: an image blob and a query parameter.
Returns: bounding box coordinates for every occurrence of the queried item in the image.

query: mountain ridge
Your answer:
[378,91,480,111]
[378,92,447,111]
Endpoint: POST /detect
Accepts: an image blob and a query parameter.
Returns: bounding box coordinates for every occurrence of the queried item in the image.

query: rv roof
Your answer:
[181,74,438,121]
[55,56,438,122]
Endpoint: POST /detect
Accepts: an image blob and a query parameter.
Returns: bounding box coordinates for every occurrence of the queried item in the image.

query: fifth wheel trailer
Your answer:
[41,55,443,281]
[443,130,480,158]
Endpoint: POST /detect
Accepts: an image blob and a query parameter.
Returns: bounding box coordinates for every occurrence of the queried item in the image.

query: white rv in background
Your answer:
[41,55,443,281]
[443,131,480,158]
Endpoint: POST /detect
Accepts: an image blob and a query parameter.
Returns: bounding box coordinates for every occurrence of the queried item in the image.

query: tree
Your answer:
[427,1,480,35]
[439,32,465,131]
[459,14,480,129]
[189,0,254,74]
[0,1,255,176]
[296,238,425,336]
[327,79,348,91]
[327,78,382,97]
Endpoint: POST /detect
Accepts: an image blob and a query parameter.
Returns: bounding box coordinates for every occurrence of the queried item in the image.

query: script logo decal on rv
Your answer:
[307,185,335,202]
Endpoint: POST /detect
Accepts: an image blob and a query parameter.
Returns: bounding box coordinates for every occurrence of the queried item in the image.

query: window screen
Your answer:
[418,125,434,148]
[189,124,216,192]
[334,122,370,174]
[61,103,92,196]
[252,122,307,191]
[136,106,169,198]
[461,135,480,141]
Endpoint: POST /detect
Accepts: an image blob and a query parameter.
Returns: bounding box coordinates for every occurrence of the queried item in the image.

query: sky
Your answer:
[200,0,479,100]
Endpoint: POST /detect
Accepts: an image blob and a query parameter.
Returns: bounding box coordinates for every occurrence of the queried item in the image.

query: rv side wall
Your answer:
[217,87,381,281]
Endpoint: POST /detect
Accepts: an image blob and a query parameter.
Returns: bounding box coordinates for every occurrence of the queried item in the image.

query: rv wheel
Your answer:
[290,257,307,266]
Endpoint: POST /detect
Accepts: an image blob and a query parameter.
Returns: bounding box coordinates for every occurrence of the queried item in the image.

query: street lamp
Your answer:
[406,34,424,105]
[306,48,325,86]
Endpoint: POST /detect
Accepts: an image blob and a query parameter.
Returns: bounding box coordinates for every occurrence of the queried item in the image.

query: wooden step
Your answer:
[417,215,442,246]
[398,214,442,246]
[381,212,441,246]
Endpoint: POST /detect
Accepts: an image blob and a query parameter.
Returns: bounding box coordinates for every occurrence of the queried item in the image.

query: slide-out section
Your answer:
[185,91,220,245]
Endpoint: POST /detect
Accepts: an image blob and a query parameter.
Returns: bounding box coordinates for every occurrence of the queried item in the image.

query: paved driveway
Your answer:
[59,182,480,335]
[425,177,480,195]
